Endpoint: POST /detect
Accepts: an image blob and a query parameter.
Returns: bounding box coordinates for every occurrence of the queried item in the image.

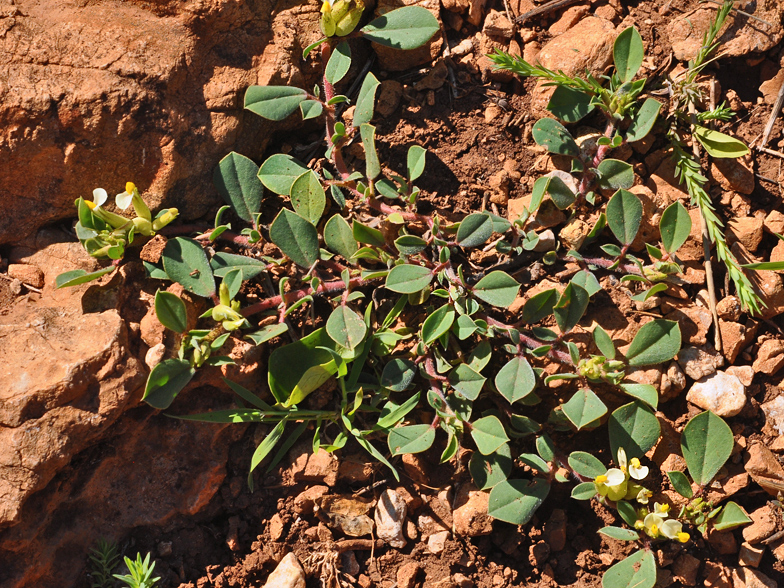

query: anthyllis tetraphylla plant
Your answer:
[58,0,730,565]
[571,411,750,588]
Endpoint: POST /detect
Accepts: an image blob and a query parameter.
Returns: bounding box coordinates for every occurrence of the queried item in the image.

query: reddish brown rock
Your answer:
[672,553,700,586]
[669,3,783,61]
[531,17,617,115]
[727,217,764,251]
[453,484,493,537]
[745,442,784,496]
[765,210,784,235]
[743,505,777,544]
[6,264,45,289]
[0,0,324,246]
[753,339,784,375]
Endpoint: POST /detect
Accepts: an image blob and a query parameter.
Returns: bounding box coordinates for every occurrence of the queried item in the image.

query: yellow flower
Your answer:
[320,0,364,37]
[595,468,627,501]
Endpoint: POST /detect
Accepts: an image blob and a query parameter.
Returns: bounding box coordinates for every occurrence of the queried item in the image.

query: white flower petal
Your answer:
[629,463,649,480]
[636,488,650,505]
[644,513,664,529]
[660,519,682,539]
[115,191,133,210]
[617,447,627,470]
[605,468,626,486]
[92,188,108,207]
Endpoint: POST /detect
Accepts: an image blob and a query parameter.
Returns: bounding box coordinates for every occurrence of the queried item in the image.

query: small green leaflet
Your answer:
[494,356,536,403]
[326,306,367,350]
[471,415,509,455]
[473,271,520,308]
[388,424,436,456]
[244,86,307,121]
[488,478,550,525]
[385,264,432,294]
[154,290,188,333]
[269,209,320,269]
[694,125,750,158]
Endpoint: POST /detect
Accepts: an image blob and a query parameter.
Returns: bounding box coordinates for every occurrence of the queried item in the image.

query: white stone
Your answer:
[263,552,306,588]
[762,395,784,435]
[374,489,407,548]
[427,530,450,554]
[686,371,746,417]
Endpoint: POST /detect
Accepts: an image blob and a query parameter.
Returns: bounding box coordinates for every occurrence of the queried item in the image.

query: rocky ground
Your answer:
[2,0,784,587]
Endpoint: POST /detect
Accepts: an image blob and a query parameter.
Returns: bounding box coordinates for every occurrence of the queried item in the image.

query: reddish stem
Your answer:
[241,276,380,318]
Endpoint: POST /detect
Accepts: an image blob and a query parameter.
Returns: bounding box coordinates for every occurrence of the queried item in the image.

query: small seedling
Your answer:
[88,538,121,588]
[113,552,160,588]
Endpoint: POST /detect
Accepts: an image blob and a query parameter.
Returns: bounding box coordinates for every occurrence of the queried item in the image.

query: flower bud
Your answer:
[152,208,179,231]
[320,0,364,37]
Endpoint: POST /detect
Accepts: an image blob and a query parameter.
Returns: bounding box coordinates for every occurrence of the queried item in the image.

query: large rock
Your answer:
[530,16,617,116]
[0,232,145,526]
[0,230,244,587]
[0,0,322,245]
[669,2,783,61]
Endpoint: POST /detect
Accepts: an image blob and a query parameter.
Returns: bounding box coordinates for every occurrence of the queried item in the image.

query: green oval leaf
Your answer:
[713,501,752,531]
[457,212,493,247]
[407,145,427,181]
[213,152,263,223]
[210,252,269,280]
[162,237,216,298]
[681,410,734,486]
[385,264,432,294]
[532,118,580,158]
[625,319,681,366]
[422,304,455,345]
[547,85,594,123]
[244,85,307,121]
[353,72,380,127]
[607,189,642,246]
[599,526,640,541]
[448,363,487,400]
[268,327,356,406]
[326,305,367,350]
[143,358,196,410]
[602,550,656,588]
[325,40,351,85]
[522,289,558,324]
[360,123,380,180]
[495,356,536,403]
[473,271,520,308]
[55,266,115,289]
[608,400,661,460]
[562,388,607,431]
[470,443,512,490]
[258,153,309,195]
[388,424,436,456]
[618,383,658,410]
[269,209,320,269]
[553,283,589,334]
[593,325,616,359]
[290,171,326,225]
[694,125,750,158]
[324,214,359,261]
[395,234,428,256]
[154,290,188,333]
[246,323,289,345]
[660,201,692,255]
[360,6,440,50]
[568,451,606,479]
[666,470,694,499]
[597,159,634,191]
[613,27,644,83]
[381,358,417,391]
[488,478,550,525]
[571,481,597,500]
[471,415,510,455]
[547,175,576,210]
[626,98,661,142]
[300,99,324,121]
